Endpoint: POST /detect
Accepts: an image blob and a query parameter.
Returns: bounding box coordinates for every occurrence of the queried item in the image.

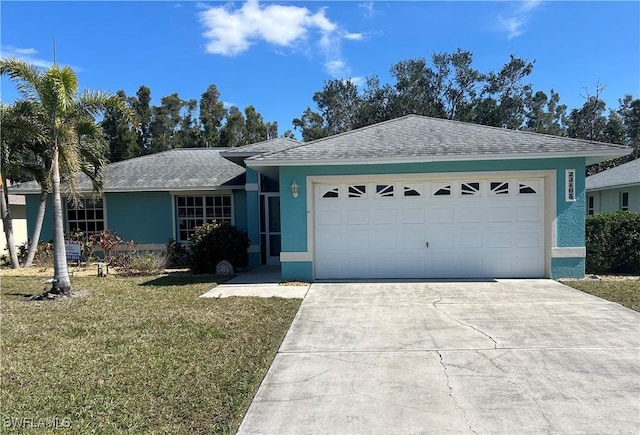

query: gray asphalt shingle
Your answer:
[249,115,629,163]
[11,148,245,194]
[586,158,640,190]
[221,137,300,154]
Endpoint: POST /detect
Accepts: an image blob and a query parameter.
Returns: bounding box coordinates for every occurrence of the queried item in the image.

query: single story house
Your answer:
[10,138,300,267]
[246,115,630,281]
[11,115,630,280]
[585,158,640,214]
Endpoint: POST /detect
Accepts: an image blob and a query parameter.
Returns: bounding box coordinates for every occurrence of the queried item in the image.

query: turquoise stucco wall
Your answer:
[278,157,587,281]
[25,195,54,241]
[245,169,261,266]
[107,192,173,243]
[23,190,250,248]
[233,189,248,233]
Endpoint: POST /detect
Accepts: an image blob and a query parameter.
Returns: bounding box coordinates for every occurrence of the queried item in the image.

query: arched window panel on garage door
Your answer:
[403,184,423,197]
[433,183,452,197]
[348,185,367,198]
[320,185,340,199]
[461,182,481,196]
[376,184,394,198]
[490,182,510,195]
[518,180,540,195]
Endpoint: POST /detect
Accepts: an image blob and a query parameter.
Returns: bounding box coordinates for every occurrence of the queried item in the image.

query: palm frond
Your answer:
[0,58,44,101]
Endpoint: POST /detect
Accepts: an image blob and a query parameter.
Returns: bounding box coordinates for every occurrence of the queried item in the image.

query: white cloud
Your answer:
[222,101,235,109]
[344,32,364,41]
[359,1,375,18]
[497,0,543,40]
[1,45,52,68]
[325,60,348,78]
[498,16,527,40]
[198,0,361,79]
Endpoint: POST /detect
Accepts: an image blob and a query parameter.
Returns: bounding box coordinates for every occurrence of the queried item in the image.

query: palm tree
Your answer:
[1,100,110,267]
[1,59,134,293]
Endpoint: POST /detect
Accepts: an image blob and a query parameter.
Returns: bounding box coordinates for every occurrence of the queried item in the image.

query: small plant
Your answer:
[88,230,138,275]
[17,240,54,267]
[189,221,250,274]
[130,251,168,275]
[165,238,191,267]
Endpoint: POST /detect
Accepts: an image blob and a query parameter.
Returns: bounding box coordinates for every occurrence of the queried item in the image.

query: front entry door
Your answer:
[261,193,281,265]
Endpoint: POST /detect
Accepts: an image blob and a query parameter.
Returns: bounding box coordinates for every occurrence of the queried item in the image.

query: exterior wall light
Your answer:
[291,180,299,198]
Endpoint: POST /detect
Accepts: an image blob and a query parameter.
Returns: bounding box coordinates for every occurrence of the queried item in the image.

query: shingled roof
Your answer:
[248,115,630,166]
[11,148,245,194]
[220,137,300,166]
[586,158,640,190]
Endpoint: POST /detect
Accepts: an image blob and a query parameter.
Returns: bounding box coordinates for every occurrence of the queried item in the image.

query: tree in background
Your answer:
[524,89,567,136]
[1,58,134,293]
[220,106,246,147]
[199,84,226,147]
[103,90,139,162]
[132,85,152,152]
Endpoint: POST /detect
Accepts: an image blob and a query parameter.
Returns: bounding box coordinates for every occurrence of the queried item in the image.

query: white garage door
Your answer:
[314,177,545,279]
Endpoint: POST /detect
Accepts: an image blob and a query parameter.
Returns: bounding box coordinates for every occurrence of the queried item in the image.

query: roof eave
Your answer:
[586,182,640,191]
[247,149,632,168]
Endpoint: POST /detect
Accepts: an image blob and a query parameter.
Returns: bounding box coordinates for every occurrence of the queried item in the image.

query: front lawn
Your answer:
[563,279,640,312]
[0,273,300,433]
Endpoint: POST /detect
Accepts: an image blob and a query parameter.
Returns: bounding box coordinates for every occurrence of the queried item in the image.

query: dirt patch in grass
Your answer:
[0,274,300,433]
[562,277,640,312]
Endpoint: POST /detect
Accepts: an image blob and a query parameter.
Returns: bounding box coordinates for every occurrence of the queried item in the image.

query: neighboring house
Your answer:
[585,158,640,215]
[1,194,28,260]
[246,115,630,281]
[9,138,300,267]
[10,115,631,280]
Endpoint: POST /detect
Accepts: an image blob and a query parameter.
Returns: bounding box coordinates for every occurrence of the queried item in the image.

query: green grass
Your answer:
[0,274,300,433]
[564,279,640,312]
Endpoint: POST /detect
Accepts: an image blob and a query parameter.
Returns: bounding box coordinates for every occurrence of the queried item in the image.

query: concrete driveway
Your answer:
[238,280,640,434]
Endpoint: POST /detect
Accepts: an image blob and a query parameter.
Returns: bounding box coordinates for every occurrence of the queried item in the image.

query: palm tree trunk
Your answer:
[51,150,71,294]
[0,177,20,269]
[23,188,48,267]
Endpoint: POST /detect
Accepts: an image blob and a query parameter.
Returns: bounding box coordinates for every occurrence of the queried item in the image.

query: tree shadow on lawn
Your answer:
[139,273,232,287]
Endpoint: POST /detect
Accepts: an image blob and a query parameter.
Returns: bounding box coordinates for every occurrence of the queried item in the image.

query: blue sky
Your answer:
[2,1,639,136]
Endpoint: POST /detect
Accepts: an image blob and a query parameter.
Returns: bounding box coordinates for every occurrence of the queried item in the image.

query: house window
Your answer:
[176,195,232,241]
[587,195,595,215]
[620,192,629,211]
[66,198,105,236]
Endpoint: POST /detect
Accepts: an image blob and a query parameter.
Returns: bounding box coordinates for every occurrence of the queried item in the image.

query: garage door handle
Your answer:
[425,242,429,248]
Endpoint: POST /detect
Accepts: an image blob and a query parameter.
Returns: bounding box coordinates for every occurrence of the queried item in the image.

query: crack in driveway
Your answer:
[432,289,498,349]
[437,350,477,434]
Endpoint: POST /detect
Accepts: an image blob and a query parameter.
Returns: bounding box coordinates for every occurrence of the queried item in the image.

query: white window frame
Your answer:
[65,197,106,236]
[175,194,234,242]
[620,191,629,211]
[587,195,595,215]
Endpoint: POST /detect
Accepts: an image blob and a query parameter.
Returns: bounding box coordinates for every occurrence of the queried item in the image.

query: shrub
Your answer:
[165,238,191,267]
[189,221,250,274]
[586,211,640,274]
[17,240,54,267]
[129,251,168,275]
